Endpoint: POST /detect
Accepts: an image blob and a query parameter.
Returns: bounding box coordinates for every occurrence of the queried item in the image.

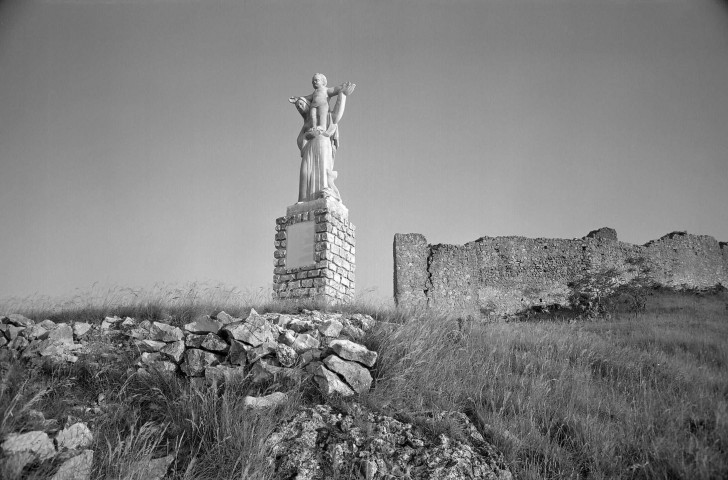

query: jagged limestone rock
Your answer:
[134,339,166,352]
[322,354,372,394]
[5,314,34,327]
[72,322,92,338]
[1,431,56,462]
[243,392,288,409]
[160,340,185,363]
[55,422,93,451]
[223,319,276,347]
[200,333,229,353]
[317,319,343,337]
[184,315,222,335]
[292,333,320,354]
[227,339,249,366]
[276,343,298,367]
[247,341,278,364]
[266,404,513,480]
[329,339,377,367]
[313,364,354,396]
[149,322,184,342]
[180,349,223,377]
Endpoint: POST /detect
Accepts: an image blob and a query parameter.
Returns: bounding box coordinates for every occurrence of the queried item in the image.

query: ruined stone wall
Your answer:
[393,229,728,316]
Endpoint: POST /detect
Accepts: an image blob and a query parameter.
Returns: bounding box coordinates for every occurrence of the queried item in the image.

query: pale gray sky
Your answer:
[1,0,727,301]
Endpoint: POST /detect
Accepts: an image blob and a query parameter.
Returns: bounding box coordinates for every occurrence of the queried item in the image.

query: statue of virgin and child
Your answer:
[288,73,356,204]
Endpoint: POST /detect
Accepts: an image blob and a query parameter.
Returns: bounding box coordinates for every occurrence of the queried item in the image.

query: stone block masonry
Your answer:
[273,197,355,303]
[394,228,728,316]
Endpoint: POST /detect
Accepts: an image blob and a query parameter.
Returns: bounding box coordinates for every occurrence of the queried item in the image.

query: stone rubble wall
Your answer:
[394,229,728,316]
[273,207,355,303]
[0,310,378,398]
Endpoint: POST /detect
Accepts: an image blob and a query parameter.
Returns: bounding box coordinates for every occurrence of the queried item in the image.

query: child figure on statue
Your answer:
[289,73,346,132]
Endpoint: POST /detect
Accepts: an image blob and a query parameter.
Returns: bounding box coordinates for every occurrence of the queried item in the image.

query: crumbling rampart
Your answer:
[394,228,728,316]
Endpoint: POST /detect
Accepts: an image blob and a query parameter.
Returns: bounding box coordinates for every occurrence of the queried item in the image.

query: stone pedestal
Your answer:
[273,197,355,303]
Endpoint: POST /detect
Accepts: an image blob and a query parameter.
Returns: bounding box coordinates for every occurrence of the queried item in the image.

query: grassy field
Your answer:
[1,284,727,479]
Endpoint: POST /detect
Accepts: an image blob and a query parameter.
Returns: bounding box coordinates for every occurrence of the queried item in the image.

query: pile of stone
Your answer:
[0,417,174,480]
[266,402,513,480]
[127,308,379,398]
[1,309,379,399]
[1,420,94,480]
[0,314,91,363]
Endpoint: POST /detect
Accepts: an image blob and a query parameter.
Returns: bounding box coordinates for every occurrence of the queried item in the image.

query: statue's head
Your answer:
[297,96,310,110]
[295,97,310,117]
[312,73,327,88]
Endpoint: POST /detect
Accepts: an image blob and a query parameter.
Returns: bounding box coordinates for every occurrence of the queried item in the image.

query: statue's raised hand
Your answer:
[341,82,356,96]
[288,96,298,103]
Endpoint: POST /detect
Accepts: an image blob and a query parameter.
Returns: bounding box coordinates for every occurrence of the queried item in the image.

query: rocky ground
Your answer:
[0,309,512,479]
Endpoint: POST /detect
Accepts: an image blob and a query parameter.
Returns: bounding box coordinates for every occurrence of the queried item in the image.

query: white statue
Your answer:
[289,74,355,203]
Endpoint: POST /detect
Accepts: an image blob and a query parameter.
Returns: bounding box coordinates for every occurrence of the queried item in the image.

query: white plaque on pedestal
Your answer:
[286,221,315,268]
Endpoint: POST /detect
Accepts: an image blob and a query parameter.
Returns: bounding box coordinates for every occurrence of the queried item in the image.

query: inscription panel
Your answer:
[286,221,315,269]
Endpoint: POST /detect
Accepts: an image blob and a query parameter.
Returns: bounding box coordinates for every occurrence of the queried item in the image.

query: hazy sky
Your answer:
[1,0,727,301]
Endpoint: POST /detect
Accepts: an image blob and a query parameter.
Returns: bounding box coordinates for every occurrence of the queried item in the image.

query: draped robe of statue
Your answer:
[293,87,351,203]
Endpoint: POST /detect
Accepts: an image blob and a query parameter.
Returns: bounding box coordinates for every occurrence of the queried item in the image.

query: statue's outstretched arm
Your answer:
[331,82,355,124]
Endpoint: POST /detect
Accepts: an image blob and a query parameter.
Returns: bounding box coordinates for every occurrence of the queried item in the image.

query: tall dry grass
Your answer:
[367,291,728,479]
[2,285,726,479]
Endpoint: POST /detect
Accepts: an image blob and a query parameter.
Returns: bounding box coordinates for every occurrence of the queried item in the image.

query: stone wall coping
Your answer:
[286,197,348,219]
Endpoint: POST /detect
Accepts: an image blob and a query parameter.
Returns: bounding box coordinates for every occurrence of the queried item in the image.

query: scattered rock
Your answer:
[39,319,57,330]
[149,322,184,342]
[247,341,277,364]
[298,348,322,368]
[72,322,92,338]
[184,315,222,335]
[276,314,293,328]
[47,324,74,344]
[287,318,316,333]
[329,339,377,367]
[55,422,93,450]
[313,364,355,396]
[5,314,34,327]
[322,354,372,394]
[348,313,377,331]
[276,343,298,367]
[184,333,206,349]
[227,340,249,366]
[340,322,365,341]
[125,327,150,340]
[318,319,343,337]
[160,340,185,363]
[204,365,245,385]
[243,392,288,409]
[139,352,162,365]
[215,311,237,325]
[180,349,223,377]
[266,404,513,480]
[134,339,166,352]
[1,430,56,462]
[278,329,297,346]
[8,336,29,351]
[291,333,320,354]
[5,325,24,340]
[223,320,276,347]
[51,449,93,480]
[200,333,229,353]
[250,360,302,385]
[120,317,136,327]
[101,316,121,329]
[22,325,48,341]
